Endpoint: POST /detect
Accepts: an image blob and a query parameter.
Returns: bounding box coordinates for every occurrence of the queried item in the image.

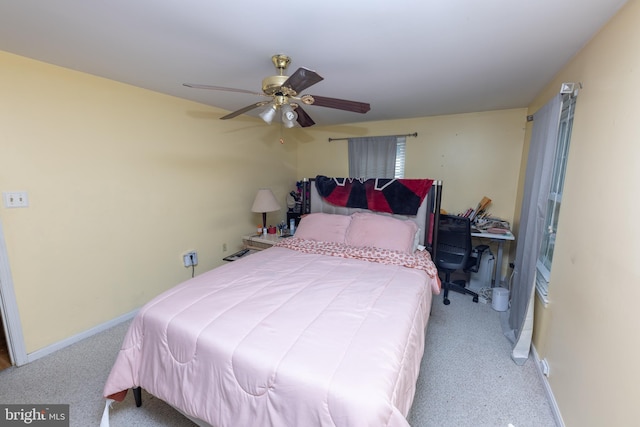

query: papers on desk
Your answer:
[474,218,511,233]
[460,196,511,234]
[486,227,509,234]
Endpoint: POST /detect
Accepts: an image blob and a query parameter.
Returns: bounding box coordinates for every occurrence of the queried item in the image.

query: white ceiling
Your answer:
[0,0,628,127]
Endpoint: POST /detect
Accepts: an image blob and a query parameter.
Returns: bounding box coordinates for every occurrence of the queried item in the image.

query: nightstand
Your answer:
[242,233,282,250]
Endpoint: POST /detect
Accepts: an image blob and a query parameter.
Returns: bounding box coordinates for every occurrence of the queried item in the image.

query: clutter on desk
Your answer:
[458,195,511,234]
[460,196,492,221]
[474,218,511,233]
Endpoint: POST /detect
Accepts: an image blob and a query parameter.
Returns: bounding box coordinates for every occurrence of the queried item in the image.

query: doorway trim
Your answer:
[0,218,27,366]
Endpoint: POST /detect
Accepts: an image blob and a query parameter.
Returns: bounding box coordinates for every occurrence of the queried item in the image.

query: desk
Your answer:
[471,230,515,286]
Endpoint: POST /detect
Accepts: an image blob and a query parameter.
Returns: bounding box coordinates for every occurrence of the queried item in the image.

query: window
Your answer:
[348,136,406,178]
[394,138,406,178]
[536,94,576,299]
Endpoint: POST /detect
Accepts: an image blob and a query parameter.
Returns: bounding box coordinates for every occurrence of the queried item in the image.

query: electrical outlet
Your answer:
[3,191,29,208]
[540,358,550,377]
[183,251,198,267]
[222,243,227,252]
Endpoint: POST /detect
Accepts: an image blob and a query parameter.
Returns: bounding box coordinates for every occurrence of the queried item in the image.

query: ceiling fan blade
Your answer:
[183,83,265,97]
[306,95,371,114]
[282,67,324,94]
[220,101,271,120]
[295,105,316,128]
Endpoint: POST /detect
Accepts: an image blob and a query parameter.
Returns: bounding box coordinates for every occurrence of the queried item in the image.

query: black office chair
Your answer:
[435,214,480,305]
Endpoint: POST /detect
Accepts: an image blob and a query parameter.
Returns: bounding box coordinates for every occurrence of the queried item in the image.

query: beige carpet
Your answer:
[0,290,557,426]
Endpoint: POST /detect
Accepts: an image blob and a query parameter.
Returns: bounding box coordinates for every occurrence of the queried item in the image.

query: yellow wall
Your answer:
[0,51,297,353]
[0,49,528,354]
[297,109,527,281]
[4,1,638,420]
[526,1,640,425]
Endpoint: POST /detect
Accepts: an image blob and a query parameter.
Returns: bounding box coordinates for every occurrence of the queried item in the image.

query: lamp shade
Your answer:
[281,104,298,128]
[251,189,281,213]
[252,189,281,228]
[259,105,277,124]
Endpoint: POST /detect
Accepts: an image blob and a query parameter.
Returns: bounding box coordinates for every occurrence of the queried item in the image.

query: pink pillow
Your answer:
[345,212,418,253]
[294,213,352,243]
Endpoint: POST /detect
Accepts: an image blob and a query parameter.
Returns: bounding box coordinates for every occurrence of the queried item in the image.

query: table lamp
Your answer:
[251,188,281,230]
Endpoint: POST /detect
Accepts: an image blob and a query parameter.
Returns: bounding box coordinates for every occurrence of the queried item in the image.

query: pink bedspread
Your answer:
[103,244,438,426]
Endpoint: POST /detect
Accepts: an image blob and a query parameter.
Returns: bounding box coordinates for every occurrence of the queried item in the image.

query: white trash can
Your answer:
[492,287,509,311]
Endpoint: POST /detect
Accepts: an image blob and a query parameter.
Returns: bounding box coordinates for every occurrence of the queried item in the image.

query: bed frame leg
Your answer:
[133,387,142,407]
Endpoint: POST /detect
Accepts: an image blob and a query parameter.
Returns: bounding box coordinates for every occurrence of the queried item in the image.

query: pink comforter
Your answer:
[103,244,439,426]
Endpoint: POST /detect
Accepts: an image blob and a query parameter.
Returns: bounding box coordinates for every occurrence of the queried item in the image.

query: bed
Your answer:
[101,176,442,427]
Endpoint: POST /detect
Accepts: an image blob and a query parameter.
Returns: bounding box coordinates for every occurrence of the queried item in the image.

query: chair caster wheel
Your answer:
[473,296,479,303]
[443,298,450,305]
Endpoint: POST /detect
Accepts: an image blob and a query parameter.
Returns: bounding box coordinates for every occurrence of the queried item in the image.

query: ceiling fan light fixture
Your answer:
[281,104,298,128]
[259,105,277,124]
[184,54,370,128]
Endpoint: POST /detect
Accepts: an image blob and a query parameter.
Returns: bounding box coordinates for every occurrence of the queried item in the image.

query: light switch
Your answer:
[3,192,29,208]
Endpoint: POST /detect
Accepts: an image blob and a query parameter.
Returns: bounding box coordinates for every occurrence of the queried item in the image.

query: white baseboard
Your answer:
[26,309,138,364]
[531,345,565,427]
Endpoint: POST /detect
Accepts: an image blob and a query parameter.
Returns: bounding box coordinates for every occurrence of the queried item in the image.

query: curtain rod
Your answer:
[327,132,418,142]
[527,82,582,122]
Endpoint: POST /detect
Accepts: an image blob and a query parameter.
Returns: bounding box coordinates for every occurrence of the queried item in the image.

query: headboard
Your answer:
[307,177,442,256]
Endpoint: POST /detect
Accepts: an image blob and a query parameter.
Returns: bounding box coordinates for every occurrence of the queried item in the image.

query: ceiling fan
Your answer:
[183,54,371,128]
